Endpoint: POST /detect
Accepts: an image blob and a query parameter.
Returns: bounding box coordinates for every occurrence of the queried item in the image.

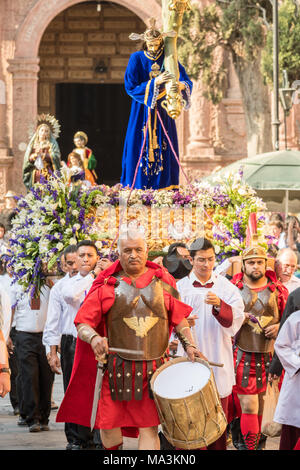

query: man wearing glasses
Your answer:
[176,238,245,450]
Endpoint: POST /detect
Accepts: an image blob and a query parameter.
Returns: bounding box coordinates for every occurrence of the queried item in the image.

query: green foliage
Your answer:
[262,0,300,87]
[178,0,271,104]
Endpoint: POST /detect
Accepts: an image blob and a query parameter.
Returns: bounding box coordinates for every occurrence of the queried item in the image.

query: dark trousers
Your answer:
[61,335,98,447]
[9,327,23,414]
[15,330,54,426]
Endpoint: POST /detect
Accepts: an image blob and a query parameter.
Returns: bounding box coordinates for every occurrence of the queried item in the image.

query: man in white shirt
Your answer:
[176,238,245,450]
[1,255,22,417]
[275,248,300,293]
[268,249,300,383]
[42,245,79,449]
[11,283,53,432]
[0,282,11,342]
[62,240,103,314]
[60,240,112,450]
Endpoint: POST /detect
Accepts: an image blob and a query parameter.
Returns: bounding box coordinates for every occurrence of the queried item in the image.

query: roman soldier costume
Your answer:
[231,245,288,449]
[56,260,193,431]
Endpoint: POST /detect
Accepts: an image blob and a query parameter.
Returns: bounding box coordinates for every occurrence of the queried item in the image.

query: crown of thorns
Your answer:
[129,17,176,42]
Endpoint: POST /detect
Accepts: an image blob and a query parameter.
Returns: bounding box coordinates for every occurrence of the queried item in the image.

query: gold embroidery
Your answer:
[123,316,159,338]
[144,80,151,106]
[144,49,163,61]
[148,108,154,162]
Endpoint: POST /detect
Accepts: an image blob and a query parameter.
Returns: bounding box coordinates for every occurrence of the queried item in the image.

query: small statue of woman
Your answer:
[22,114,61,190]
[72,131,97,185]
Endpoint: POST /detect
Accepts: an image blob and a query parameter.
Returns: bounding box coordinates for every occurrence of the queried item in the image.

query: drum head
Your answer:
[153,360,210,399]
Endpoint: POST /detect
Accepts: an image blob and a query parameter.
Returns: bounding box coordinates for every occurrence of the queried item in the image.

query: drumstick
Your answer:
[208,361,224,368]
[167,354,223,367]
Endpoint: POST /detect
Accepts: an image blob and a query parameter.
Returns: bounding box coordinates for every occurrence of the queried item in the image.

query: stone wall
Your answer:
[38,2,145,115]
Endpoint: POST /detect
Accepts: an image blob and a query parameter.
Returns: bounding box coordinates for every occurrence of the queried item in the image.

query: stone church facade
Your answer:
[0,0,299,206]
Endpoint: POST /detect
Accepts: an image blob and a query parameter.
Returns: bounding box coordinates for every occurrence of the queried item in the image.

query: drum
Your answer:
[150,357,227,449]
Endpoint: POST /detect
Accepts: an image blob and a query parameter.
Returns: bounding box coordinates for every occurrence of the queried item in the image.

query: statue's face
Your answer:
[146,38,163,54]
[69,155,79,166]
[74,137,85,148]
[38,124,50,141]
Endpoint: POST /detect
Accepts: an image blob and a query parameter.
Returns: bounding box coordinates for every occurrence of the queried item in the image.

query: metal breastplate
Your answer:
[106,276,169,361]
[236,285,280,353]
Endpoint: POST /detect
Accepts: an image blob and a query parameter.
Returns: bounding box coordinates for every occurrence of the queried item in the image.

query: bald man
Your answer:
[275,248,300,294]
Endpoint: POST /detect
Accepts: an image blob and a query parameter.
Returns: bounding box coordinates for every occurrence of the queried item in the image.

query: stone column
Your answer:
[185,79,214,156]
[0,78,13,206]
[181,78,220,182]
[7,57,40,193]
[0,80,7,148]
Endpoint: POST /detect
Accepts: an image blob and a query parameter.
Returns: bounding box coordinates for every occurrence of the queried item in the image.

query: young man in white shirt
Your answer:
[60,240,113,449]
[176,238,245,450]
[11,282,53,432]
[42,245,79,449]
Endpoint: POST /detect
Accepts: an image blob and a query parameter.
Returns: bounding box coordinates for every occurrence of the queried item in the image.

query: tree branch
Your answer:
[248,4,271,30]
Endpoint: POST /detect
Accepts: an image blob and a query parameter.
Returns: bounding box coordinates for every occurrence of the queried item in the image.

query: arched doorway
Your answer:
[38,1,145,185]
[8,0,162,190]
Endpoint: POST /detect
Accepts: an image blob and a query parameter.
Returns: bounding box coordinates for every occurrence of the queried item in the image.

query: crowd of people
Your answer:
[0,213,300,451]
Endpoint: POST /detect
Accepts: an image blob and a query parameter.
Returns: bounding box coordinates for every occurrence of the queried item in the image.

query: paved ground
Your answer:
[0,373,279,451]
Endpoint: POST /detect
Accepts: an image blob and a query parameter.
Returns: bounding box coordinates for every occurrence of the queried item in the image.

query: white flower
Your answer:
[56,242,64,251]
[69,237,77,245]
[60,218,65,226]
[214,244,221,254]
[72,209,79,217]
[238,188,247,196]
[73,223,81,231]
[39,239,49,254]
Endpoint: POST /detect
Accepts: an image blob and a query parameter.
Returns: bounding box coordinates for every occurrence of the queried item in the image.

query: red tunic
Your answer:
[231,270,288,395]
[56,260,192,429]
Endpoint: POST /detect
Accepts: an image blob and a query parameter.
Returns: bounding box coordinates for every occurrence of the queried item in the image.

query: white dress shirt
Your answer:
[11,284,50,333]
[176,271,245,398]
[283,275,300,294]
[0,284,12,341]
[62,272,94,311]
[42,274,78,354]
[273,310,300,428]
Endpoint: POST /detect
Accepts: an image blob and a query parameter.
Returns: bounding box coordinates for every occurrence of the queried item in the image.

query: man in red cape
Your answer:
[56,232,204,450]
[230,244,288,450]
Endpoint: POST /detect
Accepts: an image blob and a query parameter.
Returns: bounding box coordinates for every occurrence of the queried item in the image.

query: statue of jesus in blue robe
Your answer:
[121,29,193,191]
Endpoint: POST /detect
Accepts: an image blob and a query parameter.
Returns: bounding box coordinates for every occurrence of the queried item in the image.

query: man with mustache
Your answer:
[231,245,288,449]
[275,248,300,294]
[56,230,204,450]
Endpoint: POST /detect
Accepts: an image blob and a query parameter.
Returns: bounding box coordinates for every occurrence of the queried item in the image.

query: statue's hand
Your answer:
[29,154,37,163]
[155,71,173,85]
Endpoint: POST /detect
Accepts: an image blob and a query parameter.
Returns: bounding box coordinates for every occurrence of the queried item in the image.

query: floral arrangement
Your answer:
[9,168,267,297]
[9,173,104,298]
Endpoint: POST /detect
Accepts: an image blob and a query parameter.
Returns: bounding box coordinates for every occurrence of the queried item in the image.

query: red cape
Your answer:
[56,260,192,428]
[231,269,288,317]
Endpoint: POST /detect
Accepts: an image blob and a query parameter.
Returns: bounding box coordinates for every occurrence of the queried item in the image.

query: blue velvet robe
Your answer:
[121,50,193,190]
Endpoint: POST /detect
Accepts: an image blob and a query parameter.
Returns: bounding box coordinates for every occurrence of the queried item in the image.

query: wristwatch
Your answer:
[0,368,11,375]
[90,270,97,279]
